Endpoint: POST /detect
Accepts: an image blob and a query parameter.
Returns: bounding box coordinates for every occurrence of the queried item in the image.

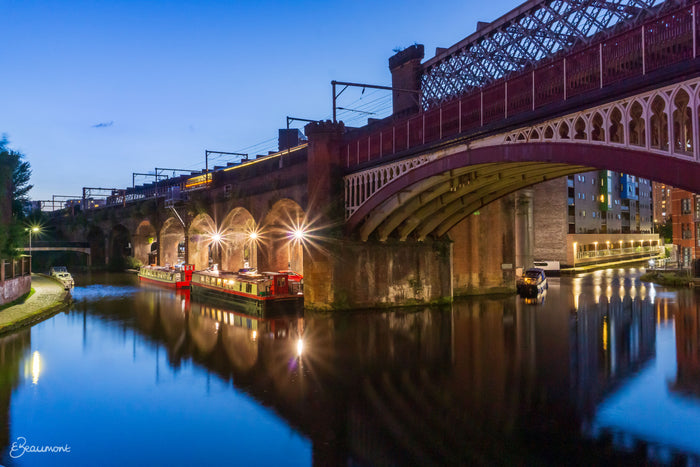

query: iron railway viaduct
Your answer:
[54,0,700,309]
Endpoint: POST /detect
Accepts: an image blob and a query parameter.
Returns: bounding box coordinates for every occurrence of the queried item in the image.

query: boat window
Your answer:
[246,284,252,294]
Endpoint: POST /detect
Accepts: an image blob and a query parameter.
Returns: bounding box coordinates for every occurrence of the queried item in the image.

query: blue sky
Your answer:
[1,0,521,201]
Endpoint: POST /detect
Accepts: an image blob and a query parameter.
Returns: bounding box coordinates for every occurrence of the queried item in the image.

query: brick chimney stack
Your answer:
[389,44,424,117]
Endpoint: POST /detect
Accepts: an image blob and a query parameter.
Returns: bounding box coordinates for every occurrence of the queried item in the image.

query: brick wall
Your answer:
[532,178,569,263]
[0,276,31,306]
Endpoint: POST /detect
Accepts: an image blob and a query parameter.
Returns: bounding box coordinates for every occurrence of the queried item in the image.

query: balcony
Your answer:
[575,245,663,261]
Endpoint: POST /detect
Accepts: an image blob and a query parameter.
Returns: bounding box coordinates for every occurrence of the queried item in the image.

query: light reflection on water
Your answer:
[0,269,699,465]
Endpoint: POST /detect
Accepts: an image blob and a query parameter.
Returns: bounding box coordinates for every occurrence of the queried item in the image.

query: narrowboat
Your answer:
[190,268,303,316]
[138,264,194,289]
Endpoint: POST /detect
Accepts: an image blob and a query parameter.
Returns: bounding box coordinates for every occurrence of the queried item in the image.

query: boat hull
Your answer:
[191,282,303,317]
[138,274,190,289]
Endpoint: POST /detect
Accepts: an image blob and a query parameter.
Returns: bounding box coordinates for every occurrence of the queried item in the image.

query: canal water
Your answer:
[1,269,699,466]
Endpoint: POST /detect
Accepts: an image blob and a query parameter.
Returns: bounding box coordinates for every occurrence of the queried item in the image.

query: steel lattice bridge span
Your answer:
[344,0,700,241]
[57,0,700,310]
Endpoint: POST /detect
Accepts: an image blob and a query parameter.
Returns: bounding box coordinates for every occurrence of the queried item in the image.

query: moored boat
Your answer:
[190,268,303,316]
[49,266,74,289]
[138,264,194,289]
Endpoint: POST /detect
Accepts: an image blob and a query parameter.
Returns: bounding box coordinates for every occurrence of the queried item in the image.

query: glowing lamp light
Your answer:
[211,233,222,243]
[296,338,304,357]
[249,231,258,240]
[292,229,305,241]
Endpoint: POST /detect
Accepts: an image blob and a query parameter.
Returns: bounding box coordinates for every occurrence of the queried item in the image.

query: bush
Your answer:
[640,271,691,287]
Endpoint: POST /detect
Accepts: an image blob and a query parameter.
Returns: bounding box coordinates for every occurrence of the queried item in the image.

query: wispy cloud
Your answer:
[92,121,114,128]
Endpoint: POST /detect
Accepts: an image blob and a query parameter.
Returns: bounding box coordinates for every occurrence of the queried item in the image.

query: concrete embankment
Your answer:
[0,274,71,336]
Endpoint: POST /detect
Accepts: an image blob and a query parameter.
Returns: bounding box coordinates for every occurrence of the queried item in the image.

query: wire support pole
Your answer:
[331,80,422,122]
[286,116,319,129]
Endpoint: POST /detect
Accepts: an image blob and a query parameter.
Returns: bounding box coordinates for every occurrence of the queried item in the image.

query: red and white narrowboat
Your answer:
[138,264,195,289]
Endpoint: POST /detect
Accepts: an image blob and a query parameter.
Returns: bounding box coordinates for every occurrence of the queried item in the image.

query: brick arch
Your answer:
[188,213,217,270]
[219,207,256,271]
[347,142,700,241]
[160,216,185,266]
[109,224,132,265]
[133,220,157,265]
[259,199,307,273]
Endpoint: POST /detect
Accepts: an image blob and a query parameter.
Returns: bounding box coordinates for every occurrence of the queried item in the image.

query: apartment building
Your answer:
[533,170,661,268]
[671,188,700,267]
[652,182,673,225]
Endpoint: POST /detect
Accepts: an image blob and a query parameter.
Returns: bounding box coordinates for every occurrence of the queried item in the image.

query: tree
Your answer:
[0,137,33,258]
[658,216,672,244]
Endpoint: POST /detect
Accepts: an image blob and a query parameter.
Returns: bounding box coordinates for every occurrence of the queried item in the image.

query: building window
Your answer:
[683,247,692,267]
[682,198,692,215]
[682,223,693,239]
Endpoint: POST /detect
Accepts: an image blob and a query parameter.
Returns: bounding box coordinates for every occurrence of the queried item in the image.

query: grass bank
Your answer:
[0,288,35,312]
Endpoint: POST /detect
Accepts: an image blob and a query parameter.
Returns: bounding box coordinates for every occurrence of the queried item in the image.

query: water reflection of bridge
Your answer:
[32,281,695,464]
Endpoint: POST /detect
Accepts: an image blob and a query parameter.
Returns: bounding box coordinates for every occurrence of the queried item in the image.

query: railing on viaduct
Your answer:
[341,0,700,169]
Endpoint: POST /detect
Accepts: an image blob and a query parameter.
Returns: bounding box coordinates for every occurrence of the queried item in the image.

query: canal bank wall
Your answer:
[0,275,31,306]
[0,274,71,336]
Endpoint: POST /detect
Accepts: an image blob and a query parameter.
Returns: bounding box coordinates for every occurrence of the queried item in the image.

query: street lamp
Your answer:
[27,226,40,273]
[288,228,306,271]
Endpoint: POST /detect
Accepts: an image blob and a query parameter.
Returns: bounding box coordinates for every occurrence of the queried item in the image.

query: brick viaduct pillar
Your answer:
[303,121,345,308]
[450,196,517,295]
[514,188,534,272]
[303,121,453,310]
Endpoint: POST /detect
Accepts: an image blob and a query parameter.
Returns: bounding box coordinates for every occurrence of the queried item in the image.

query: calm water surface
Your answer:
[1,269,699,466]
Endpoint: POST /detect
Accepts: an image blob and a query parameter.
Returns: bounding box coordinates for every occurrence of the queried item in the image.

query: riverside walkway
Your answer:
[0,274,71,335]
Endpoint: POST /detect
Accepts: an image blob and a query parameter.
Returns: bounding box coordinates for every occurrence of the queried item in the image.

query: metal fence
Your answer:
[576,245,663,259]
[1,257,31,282]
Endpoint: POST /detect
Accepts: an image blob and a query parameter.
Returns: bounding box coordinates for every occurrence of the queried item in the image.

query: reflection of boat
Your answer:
[191,268,303,316]
[49,266,74,289]
[138,264,194,289]
[189,298,304,371]
[190,299,303,337]
[523,289,547,305]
